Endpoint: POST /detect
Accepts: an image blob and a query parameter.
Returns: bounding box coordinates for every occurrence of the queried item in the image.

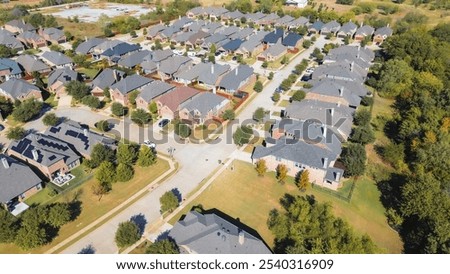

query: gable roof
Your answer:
[229,27,254,40]
[275,15,295,26]
[218,26,240,37]
[374,26,393,37]
[339,21,358,36]
[306,78,362,107]
[17,31,44,42]
[45,120,116,157]
[147,24,166,37]
[260,42,287,57]
[0,58,22,75]
[101,42,141,57]
[282,32,302,47]
[149,49,173,63]
[288,16,309,27]
[222,10,244,20]
[221,39,243,51]
[91,68,125,90]
[42,27,65,40]
[312,61,366,82]
[118,50,151,68]
[197,63,230,85]
[309,20,324,31]
[169,211,272,254]
[263,28,284,44]
[218,64,254,91]
[0,78,40,99]
[75,38,106,54]
[16,55,49,73]
[157,86,199,112]
[0,154,42,203]
[48,67,79,86]
[5,19,36,33]
[355,25,374,37]
[138,80,175,102]
[321,20,341,33]
[41,51,73,66]
[180,92,229,118]
[159,56,191,75]
[110,74,152,94]
[8,133,80,168]
[0,33,24,50]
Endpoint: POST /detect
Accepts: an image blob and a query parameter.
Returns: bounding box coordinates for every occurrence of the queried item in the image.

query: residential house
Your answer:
[218,64,255,94]
[285,0,308,8]
[41,51,73,69]
[169,211,272,254]
[17,31,46,48]
[245,12,266,24]
[185,30,210,48]
[174,62,209,86]
[47,67,79,96]
[354,25,374,42]
[179,92,230,125]
[3,19,36,34]
[158,56,192,81]
[284,99,355,140]
[304,78,362,108]
[221,10,244,22]
[286,16,309,30]
[197,63,230,91]
[274,15,295,27]
[149,49,173,63]
[45,120,117,159]
[202,22,224,34]
[141,60,158,75]
[172,17,194,31]
[324,45,374,70]
[0,29,25,51]
[308,21,324,34]
[257,42,287,61]
[146,24,167,40]
[156,86,199,119]
[110,74,152,106]
[155,26,180,42]
[16,55,51,74]
[0,154,42,212]
[39,27,66,44]
[170,31,193,46]
[218,26,240,37]
[235,32,267,58]
[201,33,229,50]
[373,26,393,44]
[101,42,141,65]
[90,68,125,97]
[75,37,106,55]
[117,50,151,69]
[207,7,229,20]
[136,80,175,110]
[0,78,42,102]
[282,32,303,52]
[187,20,207,33]
[312,61,367,83]
[229,27,254,40]
[0,58,22,81]
[220,39,244,54]
[91,40,122,59]
[7,133,81,180]
[263,28,284,45]
[258,13,280,26]
[186,7,204,18]
[320,20,341,36]
[337,21,357,38]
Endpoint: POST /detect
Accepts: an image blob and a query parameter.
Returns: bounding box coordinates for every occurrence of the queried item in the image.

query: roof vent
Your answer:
[238,230,245,245]
[1,157,9,169]
[323,157,329,168]
[32,149,39,161]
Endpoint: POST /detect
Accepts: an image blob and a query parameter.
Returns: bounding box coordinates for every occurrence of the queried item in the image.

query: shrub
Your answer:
[42,113,59,126]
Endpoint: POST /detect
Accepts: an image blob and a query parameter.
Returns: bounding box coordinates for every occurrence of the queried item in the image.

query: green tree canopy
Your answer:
[47,203,71,228]
[146,239,180,254]
[42,113,59,126]
[131,109,151,126]
[12,99,43,122]
[115,221,141,248]
[116,163,134,182]
[291,90,306,102]
[340,143,367,176]
[0,210,19,243]
[111,102,126,116]
[87,144,116,168]
[160,191,179,213]
[137,145,157,167]
[6,126,26,140]
[253,80,263,92]
[65,81,90,101]
[222,109,235,121]
[95,161,116,184]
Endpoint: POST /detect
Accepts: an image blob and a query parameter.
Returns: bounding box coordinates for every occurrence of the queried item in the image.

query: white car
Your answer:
[186,51,196,57]
[173,49,183,56]
[143,140,156,149]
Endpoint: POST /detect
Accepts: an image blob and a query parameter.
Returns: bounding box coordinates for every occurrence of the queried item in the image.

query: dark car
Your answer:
[275,86,283,93]
[233,91,248,99]
[0,124,4,131]
[158,119,170,128]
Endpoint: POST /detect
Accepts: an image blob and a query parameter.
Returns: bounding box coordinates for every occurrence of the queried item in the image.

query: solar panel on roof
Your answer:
[66,130,78,137]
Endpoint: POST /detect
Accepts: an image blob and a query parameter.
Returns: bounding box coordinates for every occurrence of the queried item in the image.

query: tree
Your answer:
[222,109,235,120]
[95,120,109,132]
[233,126,252,146]
[104,27,114,37]
[336,0,354,4]
[6,126,26,140]
[291,90,306,102]
[137,145,157,167]
[116,163,134,182]
[148,101,158,114]
[341,143,366,176]
[160,191,179,213]
[0,210,19,243]
[12,99,43,122]
[131,109,151,126]
[103,87,111,100]
[111,102,125,116]
[261,61,268,68]
[81,95,101,109]
[47,203,71,227]
[272,92,280,102]
[128,90,140,107]
[268,195,376,253]
[268,72,274,80]
[296,170,310,191]
[117,143,138,165]
[72,54,88,67]
[0,96,13,117]
[350,125,375,145]
[253,80,263,92]
[14,207,48,250]
[65,81,90,101]
[87,144,116,168]
[154,39,163,50]
[0,45,17,58]
[146,239,180,254]
[281,55,289,65]
[354,109,371,127]
[91,180,110,201]
[253,107,265,122]
[115,221,140,248]
[95,161,116,184]
[255,159,267,176]
[42,113,59,126]
[276,164,288,184]
[174,121,191,138]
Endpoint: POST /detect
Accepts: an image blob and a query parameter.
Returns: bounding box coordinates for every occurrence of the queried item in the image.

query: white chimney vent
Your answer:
[323,157,328,168]
[83,128,89,137]
[32,149,39,161]
[1,157,9,169]
[335,172,341,181]
[238,230,245,245]
[211,64,214,74]
[322,124,327,138]
[330,108,334,117]
[339,87,344,96]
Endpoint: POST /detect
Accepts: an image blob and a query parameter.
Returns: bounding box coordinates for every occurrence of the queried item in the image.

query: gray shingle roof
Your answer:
[41,51,73,66]
[147,24,166,38]
[5,19,36,33]
[118,50,151,68]
[16,55,49,73]
[0,30,24,50]
[75,38,106,54]
[101,42,140,58]
[338,21,358,36]
[159,56,191,75]
[0,78,40,100]
[42,27,65,41]
[169,211,272,254]
[259,42,287,58]
[222,10,244,20]
[355,25,374,37]
[150,49,173,63]
[138,80,175,102]
[110,74,152,94]
[374,26,393,37]
[218,64,254,91]
[306,78,362,107]
[197,63,230,86]
[288,16,309,28]
[312,61,366,83]
[180,92,229,118]
[91,68,125,90]
[321,20,341,33]
[48,67,79,86]
[229,27,254,40]
[275,15,295,26]
[0,154,42,203]
[0,58,22,75]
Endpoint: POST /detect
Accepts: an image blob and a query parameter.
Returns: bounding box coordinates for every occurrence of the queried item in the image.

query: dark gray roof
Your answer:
[16,55,49,73]
[260,43,287,57]
[48,67,79,86]
[355,25,374,37]
[172,31,194,43]
[91,68,125,90]
[17,31,43,42]
[229,27,254,40]
[245,12,265,22]
[101,42,141,57]
[138,80,175,102]
[94,40,122,52]
[282,32,302,47]
[218,64,254,91]
[338,21,358,36]
[0,154,42,203]
[147,24,166,37]
[312,61,366,83]
[306,78,362,107]
[275,15,295,26]
[222,10,244,20]
[187,20,206,32]
[327,45,374,63]
[309,21,324,31]
[218,26,240,37]
[172,17,194,30]
[197,63,230,85]
[150,49,173,63]
[221,39,243,51]
[238,35,263,52]
[169,211,272,254]
[8,133,80,168]
[160,26,179,38]
[374,26,393,37]
[42,27,65,41]
[75,38,106,54]
[5,19,35,33]
[203,33,228,45]
[180,92,229,118]
[159,56,191,75]
[175,62,208,82]
[0,58,22,75]
[118,50,151,68]
[41,51,73,66]
[0,78,40,100]
[321,20,341,33]
[0,31,24,50]
[263,28,284,44]
[202,22,223,34]
[325,167,344,182]
[110,74,152,94]
[288,16,309,27]
[45,120,117,157]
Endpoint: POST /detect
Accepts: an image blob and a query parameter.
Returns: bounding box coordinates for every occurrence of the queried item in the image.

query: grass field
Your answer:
[56,17,103,39]
[0,159,170,254]
[278,99,290,107]
[169,160,403,253]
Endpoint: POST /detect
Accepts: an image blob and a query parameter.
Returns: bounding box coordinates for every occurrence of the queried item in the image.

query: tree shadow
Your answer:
[376,173,406,211]
[78,244,96,254]
[171,188,182,202]
[68,200,82,222]
[155,230,171,242]
[130,213,147,236]
[383,119,400,142]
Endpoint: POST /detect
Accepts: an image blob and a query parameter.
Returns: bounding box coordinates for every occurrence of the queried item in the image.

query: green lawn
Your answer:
[77,68,100,80]
[278,100,290,108]
[170,160,402,253]
[0,159,171,254]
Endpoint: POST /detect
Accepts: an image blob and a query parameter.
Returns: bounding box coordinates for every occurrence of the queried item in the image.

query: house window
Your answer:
[294,162,301,168]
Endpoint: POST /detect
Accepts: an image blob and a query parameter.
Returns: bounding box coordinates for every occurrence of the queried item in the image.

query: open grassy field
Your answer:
[0,159,170,254]
[56,17,103,39]
[169,160,403,253]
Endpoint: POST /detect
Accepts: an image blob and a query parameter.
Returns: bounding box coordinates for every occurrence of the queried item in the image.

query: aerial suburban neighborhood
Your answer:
[0,0,448,259]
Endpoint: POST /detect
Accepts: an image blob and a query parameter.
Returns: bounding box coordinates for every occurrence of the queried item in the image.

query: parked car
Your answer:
[0,124,4,131]
[275,86,283,93]
[173,49,183,56]
[233,91,248,99]
[143,140,156,149]
[158,118,170,128]
[187,51,196,57]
